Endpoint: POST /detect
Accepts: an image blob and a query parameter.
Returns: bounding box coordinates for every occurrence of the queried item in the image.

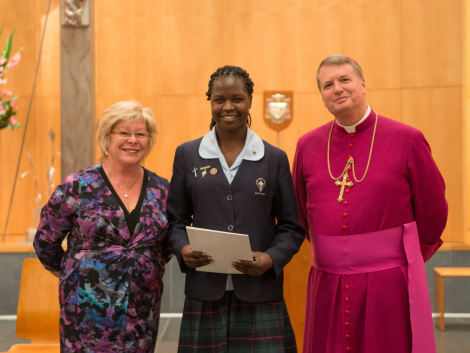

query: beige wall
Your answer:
[0,0,61,235]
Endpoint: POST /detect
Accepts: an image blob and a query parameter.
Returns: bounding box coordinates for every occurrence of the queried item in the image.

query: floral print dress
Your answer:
[34,164,172,352]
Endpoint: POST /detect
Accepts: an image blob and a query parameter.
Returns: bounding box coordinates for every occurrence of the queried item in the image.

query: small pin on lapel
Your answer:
[210,168,217,175]
[192,167,198,177]
[200,166,210,177]
[253,151,256,155]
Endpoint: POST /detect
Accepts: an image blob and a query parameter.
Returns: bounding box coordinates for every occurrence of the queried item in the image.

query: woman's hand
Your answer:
[49,270,61,279]
[232,252,273,277]
[181,244,213,268]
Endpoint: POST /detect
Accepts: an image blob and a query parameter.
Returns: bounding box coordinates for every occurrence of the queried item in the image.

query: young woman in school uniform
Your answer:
[166,65,305,353]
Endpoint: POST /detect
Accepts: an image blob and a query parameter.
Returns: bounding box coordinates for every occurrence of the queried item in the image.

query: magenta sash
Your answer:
[311,222,436,353]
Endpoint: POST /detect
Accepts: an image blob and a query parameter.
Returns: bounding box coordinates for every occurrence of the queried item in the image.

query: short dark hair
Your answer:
[206,65,254,130]
[316,54,364,90]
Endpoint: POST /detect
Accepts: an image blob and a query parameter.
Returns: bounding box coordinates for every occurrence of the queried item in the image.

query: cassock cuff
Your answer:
[420,239,443,263]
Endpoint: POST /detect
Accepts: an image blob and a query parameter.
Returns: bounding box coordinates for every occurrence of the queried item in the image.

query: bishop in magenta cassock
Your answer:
[292,55,448,353]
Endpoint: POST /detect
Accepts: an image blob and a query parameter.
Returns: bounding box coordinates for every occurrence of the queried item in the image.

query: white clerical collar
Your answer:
[336,105,371,133]
[199,125,265,161]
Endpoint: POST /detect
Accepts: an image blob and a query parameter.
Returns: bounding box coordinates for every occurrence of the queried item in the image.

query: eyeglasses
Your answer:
[111,131,149,140]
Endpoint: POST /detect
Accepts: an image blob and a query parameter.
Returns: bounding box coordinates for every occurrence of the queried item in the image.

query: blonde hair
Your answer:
[316,54,364,90]
[96,101,158,162]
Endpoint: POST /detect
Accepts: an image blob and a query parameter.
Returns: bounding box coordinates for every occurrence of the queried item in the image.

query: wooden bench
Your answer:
[434,267,470,330]
[1,259,60,353]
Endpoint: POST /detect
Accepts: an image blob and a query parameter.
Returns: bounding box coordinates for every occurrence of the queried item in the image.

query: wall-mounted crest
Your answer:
[263,91,293,132]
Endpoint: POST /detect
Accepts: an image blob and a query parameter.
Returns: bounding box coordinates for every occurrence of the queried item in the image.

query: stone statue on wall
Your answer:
[63,0,88,27]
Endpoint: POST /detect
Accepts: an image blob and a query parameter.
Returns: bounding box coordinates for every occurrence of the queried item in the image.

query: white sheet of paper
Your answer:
[186,226,253,274]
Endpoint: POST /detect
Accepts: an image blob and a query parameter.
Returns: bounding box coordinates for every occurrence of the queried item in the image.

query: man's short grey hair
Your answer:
[316,54,364,90]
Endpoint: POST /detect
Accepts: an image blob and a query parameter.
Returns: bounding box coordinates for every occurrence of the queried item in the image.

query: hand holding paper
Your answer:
[181,244,213,268]
[232,251,273,277]
[186,226,253,274]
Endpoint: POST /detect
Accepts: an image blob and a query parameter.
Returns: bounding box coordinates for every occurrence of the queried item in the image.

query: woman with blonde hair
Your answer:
[34,101,172,352]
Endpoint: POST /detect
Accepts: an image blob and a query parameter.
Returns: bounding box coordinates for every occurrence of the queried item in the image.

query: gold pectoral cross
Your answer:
[335,173,354,202]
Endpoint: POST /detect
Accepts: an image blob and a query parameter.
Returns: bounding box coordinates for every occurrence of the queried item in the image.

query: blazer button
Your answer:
[227,195,233,201]
[228,225,234,231]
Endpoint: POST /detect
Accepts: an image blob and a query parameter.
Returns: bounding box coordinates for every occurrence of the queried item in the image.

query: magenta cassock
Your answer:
[293,109,447,353]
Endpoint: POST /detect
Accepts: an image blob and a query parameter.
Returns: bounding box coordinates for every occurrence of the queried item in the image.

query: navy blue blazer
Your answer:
[166,137,305,302]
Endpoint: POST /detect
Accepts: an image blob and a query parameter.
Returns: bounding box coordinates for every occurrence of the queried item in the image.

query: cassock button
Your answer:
[342,225,349,229]
[227,195,233,201]
[345,310,350,314]
[345,334,351,339]
[228,225,234,231]
[346,347,352,351]
[346,189,350,193]
[349,144,354,148]
[349,155,354,159]
[346,285,350,289]
[347,178,351,182]
[348,166,352,171]
[344,201,350,205]
[345,297,350,302]
[346,273,351,277]
[343,213,348,217]
[350,133,355,138]
[345,322,351,326]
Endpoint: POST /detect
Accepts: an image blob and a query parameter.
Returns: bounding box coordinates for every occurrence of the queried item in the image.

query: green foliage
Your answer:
[0,30,14,60]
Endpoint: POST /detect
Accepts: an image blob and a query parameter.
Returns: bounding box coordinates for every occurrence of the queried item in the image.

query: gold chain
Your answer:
[103,163,142,198]
[327,112,378,183]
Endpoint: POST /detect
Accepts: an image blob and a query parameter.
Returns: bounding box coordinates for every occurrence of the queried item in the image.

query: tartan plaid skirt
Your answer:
[178,291,297,353]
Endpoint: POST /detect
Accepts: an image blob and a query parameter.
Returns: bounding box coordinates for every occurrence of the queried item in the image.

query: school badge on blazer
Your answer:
[255,178,266,195]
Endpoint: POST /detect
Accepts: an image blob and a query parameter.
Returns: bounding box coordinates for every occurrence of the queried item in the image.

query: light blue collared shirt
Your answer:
[199,125,265,290]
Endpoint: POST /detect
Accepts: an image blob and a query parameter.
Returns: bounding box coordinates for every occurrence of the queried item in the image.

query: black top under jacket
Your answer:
[166,137,305,302]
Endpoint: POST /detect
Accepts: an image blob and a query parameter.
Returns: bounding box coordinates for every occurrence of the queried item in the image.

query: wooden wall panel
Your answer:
[467,96,470,238]
[280,92,332,161]
[33,96,62,191]
[1,97,35,233]
[366,89,402,122]
[402,87,464,242]
[222,0,283,93]
[247,93,278,145]
[96,0,162,97]
[151,95,211,179]
[161,0,223,95]
[403,0,463,87]
[0,0,61,235]
[35,0,60,97]
[283,241,311,352]
[466,0,470,235]
[0,0,36,96]
[342,0,402,89]
[282,0,343,92]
